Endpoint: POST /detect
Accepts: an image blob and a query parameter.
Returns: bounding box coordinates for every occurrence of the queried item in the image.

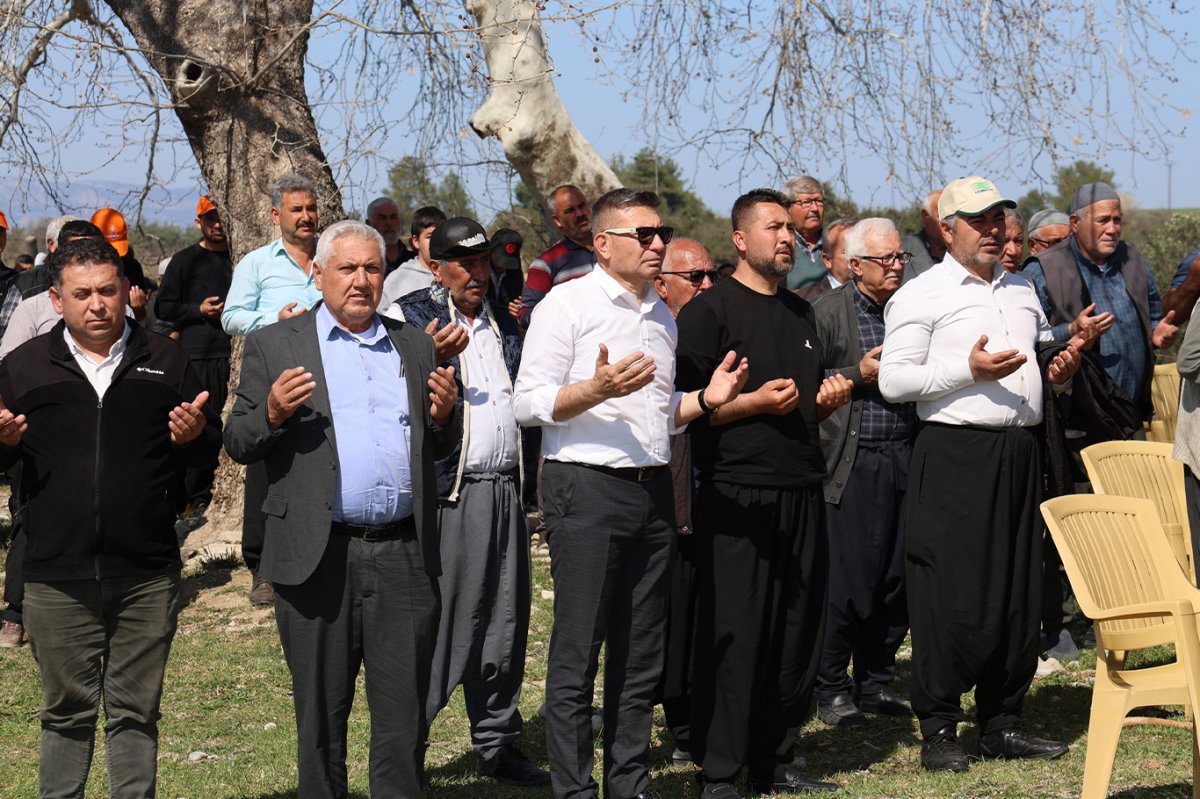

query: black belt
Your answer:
[575,462,667,483]
[331,516,415,542]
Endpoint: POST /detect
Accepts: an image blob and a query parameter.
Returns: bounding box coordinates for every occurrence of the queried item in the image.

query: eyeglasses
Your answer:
[793,197,825,209]
[1030,235,1067,249]
[662,269,720,285]
[858,252,913,267]
[603,226,674,246]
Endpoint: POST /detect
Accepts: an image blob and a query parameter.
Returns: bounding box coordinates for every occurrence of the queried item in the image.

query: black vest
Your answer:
[1034,238,1153,413]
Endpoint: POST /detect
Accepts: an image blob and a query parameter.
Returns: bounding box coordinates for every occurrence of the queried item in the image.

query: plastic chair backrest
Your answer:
[1041,494,1192,652]
[1150,363,1181,441]
[1081,440,1194,582]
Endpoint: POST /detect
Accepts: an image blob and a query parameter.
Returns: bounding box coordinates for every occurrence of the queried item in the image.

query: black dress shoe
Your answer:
[749,766,838,794]
[700,782,741,799]
[978,727,1068,761]
[477,746,552,786]
[920,725,968,773]
[858,687,913,718]
[817,693,866,727]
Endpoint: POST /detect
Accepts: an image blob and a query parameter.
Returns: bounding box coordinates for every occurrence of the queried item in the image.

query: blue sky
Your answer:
[2,2,1196,229]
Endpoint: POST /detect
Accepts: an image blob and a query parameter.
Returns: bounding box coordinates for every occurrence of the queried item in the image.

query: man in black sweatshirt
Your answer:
[155,195,233,513]
[0,236,220,798]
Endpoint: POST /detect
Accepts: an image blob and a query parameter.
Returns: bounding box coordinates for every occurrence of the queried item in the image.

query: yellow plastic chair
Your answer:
[1041,494,1200,799]
[1147,363,1182,443]
[1081,440,1195,584]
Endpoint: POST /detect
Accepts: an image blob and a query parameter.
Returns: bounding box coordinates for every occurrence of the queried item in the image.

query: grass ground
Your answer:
[0,550,1196,798]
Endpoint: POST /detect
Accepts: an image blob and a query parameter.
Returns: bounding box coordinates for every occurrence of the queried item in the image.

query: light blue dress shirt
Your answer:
[221,238,323,336]
[316,304,413,524]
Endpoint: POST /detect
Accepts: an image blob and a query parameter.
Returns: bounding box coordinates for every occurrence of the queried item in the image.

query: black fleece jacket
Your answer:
[0,320,222,581]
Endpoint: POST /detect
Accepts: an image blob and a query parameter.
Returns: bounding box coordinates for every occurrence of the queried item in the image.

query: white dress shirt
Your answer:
[452,303,520,473]
[513,267,683,468]
[879,254,1053,427]
[64,323,132,398]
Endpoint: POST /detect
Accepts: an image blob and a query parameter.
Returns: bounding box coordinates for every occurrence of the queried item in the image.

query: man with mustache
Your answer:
[396,217,550,788]
[676,188,852,797]
[1024,182,1179,434]
[225,220,460,799]
[901,190,946,282]
[223,174,324,606]
[880,177,1083,772]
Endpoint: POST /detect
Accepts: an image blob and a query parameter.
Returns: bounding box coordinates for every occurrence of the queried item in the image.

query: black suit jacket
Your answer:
[223,304,460,584]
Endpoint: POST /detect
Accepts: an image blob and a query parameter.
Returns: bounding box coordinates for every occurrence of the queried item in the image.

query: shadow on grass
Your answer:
[244,793,367,799]
[1110,784,1195,799]
[180,561,233,608]
[428,712,556,797]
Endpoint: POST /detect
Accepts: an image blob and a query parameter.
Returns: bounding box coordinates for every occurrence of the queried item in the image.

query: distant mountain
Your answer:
[0,176,198,230]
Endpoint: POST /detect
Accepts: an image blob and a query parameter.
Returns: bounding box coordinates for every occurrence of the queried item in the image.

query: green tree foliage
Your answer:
[1017,160,1117,220]
[1138,212,1200,297]
[612,149,736,263]
[383,156,475,225]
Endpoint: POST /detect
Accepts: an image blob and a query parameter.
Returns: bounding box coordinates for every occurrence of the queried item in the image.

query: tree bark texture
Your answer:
[105,0,347,540]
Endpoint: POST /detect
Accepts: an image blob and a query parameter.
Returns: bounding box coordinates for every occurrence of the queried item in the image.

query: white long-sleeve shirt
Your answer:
[879,254,1053,427]
[513,267,683,468]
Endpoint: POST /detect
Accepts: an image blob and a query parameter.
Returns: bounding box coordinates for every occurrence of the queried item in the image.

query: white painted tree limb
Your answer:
[466,0,620,209]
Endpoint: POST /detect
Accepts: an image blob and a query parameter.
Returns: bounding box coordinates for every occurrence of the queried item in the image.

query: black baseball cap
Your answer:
[429,217,493,260]
[491,228,523,271]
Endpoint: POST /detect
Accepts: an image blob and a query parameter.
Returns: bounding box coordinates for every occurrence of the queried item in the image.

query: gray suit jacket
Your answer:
[813,283,866,505]
[223,304,460,585]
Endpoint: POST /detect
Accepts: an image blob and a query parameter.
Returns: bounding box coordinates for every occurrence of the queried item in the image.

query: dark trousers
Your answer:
[542,461,675,799]
[906,424,1042,739]
[274,530,439,799]
[426,472,530,757]
[691,481,827,786]
[659,531,698,750]
[2,462,24,623]
[24,573,180,799]
[817,439,910,700]
[242,460,267,573]
[1187,467,1200,585]
[183,357,229,504]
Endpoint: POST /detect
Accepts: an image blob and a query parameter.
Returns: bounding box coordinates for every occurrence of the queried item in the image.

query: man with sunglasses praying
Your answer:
[514,189,750,799]
[676,188,854,798]
[812,218,916,729]
[653,237,718,315]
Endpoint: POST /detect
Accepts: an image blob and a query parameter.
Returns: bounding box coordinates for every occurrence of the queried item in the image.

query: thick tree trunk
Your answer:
[466,0,621,209]
[105,0,346,541]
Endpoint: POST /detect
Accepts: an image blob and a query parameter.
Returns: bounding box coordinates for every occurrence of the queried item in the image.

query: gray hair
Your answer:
[1004,207,1024,231]
[314,220,385,268]
[365,196,398,218]
[270,174,317,209]
[45,215,79,247]
[821,218,857,252]
[783,175,823,199]
[843,218,900,261]
[920,191,940,216]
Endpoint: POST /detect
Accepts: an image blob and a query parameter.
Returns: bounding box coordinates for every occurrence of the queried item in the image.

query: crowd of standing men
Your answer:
[0,166,1196,799]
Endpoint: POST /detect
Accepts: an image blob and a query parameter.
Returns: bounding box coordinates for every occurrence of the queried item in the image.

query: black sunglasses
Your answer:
[662,269,720,285]
[602,226,675,246]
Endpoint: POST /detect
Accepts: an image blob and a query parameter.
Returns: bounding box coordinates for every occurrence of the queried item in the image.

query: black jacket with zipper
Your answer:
[0,319,222,581]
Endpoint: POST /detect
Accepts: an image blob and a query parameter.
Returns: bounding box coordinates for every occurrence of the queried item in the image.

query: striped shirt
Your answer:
[516,237,595,328]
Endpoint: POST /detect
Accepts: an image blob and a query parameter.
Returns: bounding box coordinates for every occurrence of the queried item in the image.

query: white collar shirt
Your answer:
[451,302,520,473]
[64,322,132,398]
[513,267,683,468]
[878,254,1053,427]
